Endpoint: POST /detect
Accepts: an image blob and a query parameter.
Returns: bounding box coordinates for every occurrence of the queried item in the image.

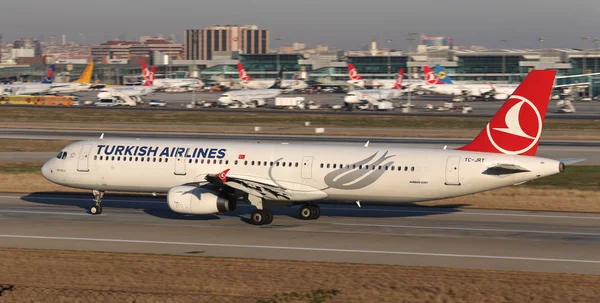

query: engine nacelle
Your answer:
[167,186,236,215]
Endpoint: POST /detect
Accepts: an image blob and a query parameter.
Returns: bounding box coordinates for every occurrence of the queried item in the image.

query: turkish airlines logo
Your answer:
[349,69,359,80]
[485,95,542,154]
[425,72,437,84]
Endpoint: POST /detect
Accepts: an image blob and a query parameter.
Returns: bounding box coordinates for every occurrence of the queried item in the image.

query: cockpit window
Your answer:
[56,152,63,159]
[62,152,68,159]
[56,151,67,159]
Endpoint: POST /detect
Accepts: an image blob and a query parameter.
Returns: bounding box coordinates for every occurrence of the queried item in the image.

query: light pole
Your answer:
[386,39,393,79]
[594,38,600,73]
[582,36,589,74]
[501,39,507,82]
[274,38,282,72]
[406,33,419,110]
[538,37,545,50]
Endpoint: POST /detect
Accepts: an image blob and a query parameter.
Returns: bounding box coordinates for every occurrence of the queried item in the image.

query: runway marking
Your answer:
[2,195,600,220]
[333,223,600,236]
[0,210,89,216]
[0,234,599,264]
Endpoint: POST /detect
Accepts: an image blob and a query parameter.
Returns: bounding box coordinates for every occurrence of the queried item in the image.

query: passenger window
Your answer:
[219,160,223,165]
[94,156,97,160]
[288,162,292,167]
[359,165,362,169]
[135,157,138,161]
[234,160,238,165]
[411,167,415,172]
[226,160,230,165]
[326,164,330,168]
[100,156,103,160]
[165,158,169,163]
[141,158,144,162]
[257,161,261,166]
[188,159,192,164]
[365,165,369,170]
[295,162,298,167]
[405,166,408,171]
[264,161,267,166]
[153,158,157,162]
[244,161,248,166]
[391,166,395,171]
[282,162,286,167]
[159,158,162,163]
[251,161,255,166]
[333,164,337,169]
[129,157,133,161]
[194,159,198,164]
[276,162,280,167]
[112,156,115,161]
[320,163,324,168]
[378,166,382,170]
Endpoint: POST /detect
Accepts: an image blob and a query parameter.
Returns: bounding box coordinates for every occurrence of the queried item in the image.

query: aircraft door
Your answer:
[301,156,314,179]
[174,157,186,175]
[445,156,461,186]
[77,144,92,172]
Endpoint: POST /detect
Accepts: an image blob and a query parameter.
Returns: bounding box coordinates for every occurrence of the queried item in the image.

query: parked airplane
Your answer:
[0,65,56,95]
[422,66,518,100]
[346,63,405,89]
[141,62,204,89]
[218,71,283,107]
[47,63,95,94]
[42,70,581,225]
[344,68,406,109]
[96,66,156,105]
[237,63,308,90]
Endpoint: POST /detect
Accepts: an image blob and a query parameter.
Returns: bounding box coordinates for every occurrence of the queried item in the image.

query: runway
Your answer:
[0,193,598,274]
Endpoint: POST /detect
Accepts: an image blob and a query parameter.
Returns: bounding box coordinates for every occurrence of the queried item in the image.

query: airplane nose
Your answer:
[41,161,53,180]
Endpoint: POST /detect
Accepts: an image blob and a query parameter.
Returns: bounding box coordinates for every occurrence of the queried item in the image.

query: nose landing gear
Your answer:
[90,190,105,215]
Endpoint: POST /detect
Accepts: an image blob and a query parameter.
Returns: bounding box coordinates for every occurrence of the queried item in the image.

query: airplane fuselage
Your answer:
[42,138,561,204]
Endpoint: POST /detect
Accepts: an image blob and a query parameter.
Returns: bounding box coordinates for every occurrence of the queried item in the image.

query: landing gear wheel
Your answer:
[90,190,105,215]
[263,209,274,225]
[299,205,313,220]
[251,210,265,225]
[90,205,102,215]
[309,205,321,220]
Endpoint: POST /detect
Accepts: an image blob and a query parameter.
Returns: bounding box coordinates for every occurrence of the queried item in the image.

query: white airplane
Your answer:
[421,66,519,100]
[96,66,156,105]
[347,63,403,89]
[47,63,95,94]
[141,62,204,89]
[41,70,582,225]
[218,71,282,107]
[344,68,407,109]
[0,65,56,95]
[237,62,308,90]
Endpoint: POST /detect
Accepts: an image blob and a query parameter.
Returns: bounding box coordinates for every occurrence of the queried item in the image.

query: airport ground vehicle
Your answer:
[149,100,167,107]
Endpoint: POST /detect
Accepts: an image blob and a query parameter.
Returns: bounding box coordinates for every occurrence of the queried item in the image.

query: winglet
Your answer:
[217,169,230,183]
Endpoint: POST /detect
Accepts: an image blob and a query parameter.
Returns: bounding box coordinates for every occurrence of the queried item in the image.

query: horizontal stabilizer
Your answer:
[483,163,530,175]
[559,158,586,165]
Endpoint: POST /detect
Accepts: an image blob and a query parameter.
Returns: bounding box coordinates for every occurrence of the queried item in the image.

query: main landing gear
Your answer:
[89,190,104,215]
[299,204,320,220]
[250,209,274,226]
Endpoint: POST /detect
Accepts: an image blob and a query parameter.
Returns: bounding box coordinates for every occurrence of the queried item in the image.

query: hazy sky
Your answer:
[1,0,598,50]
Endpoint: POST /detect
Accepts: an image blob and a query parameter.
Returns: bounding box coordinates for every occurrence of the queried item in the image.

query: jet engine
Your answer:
[167,186,236,215]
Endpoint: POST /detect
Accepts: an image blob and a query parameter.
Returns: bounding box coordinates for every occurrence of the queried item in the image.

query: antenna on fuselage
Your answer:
[99,133,104,140]
[443,145,447,150]
[364,141,370,147]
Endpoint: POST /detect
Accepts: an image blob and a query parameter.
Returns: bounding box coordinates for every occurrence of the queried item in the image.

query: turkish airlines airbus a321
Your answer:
[41,70,582,225]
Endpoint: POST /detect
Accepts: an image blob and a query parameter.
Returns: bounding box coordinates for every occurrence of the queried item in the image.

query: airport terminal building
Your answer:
[1,48,599,94]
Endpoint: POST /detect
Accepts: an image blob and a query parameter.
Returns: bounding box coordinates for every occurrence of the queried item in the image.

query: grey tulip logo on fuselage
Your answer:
[323,151,394,190]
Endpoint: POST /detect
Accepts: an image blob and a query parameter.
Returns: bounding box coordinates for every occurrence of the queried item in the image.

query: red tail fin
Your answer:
[423,66,441,85]
[143,66,156,86]
[393,68,405,89]
[347,63,363,80]
[457,70,556,156]
[237,62,252,81]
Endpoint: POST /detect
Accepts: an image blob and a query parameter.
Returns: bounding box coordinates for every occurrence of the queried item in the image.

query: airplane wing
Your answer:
[203,170,327,201]
[205,171,291,200]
